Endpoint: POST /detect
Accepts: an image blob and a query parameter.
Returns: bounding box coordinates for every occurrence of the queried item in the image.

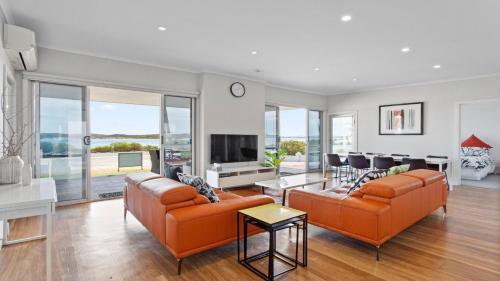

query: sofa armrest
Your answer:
[165,195,274,258]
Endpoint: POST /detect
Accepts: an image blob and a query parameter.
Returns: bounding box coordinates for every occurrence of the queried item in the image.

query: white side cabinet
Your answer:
[206,166,276,188]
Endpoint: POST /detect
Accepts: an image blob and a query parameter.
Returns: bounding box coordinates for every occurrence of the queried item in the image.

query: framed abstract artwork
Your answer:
[379,102,423,135]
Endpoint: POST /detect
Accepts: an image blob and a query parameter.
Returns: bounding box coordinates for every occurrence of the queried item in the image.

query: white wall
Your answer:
[266,86,328,111]
[327,75,500,183]
[460,101,500,170]
[36,48,200,94]
[198,73,266,175]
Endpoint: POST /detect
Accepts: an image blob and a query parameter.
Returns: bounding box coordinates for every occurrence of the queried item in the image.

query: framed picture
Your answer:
[379,102,423,135]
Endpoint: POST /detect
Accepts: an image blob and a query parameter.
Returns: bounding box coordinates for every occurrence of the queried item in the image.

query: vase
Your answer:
[0,155,24,184]
[22,164,33,186]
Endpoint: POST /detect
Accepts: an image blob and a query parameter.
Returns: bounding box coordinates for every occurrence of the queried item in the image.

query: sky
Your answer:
[280,108,307,137]
[91,102,160,135]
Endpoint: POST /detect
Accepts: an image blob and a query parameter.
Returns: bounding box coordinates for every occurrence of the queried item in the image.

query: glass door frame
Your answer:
[328,111,358,155]
[33,81,91,206]
[160,94,197,177]
[305,109,323,172]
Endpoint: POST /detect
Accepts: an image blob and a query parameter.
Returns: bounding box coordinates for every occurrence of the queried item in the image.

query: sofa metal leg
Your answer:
[444,171,450,191]
[177,259,183,275]
[376,245,381,261]
[443,204,447,214]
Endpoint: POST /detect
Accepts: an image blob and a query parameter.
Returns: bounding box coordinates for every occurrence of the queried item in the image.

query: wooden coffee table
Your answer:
[237,203,307,280]
[255,174,328,206]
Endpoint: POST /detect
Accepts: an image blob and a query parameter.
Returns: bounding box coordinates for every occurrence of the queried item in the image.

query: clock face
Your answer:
[230,82,245,97]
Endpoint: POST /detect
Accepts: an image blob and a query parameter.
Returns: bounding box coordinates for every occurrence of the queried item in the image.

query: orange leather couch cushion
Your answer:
[402,169,445,185]
[359,175,422,198]
[139,177,199,206]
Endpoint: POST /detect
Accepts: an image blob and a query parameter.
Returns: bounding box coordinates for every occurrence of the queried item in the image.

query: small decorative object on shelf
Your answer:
[0,155,24,184]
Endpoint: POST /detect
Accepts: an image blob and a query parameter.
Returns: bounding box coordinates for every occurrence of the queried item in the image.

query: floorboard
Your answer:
[0,184,499,281]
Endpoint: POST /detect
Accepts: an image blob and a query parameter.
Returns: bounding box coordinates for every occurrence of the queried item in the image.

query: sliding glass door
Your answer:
[162,95,195,175]
[264,105,323,174]
[37,83,88,202]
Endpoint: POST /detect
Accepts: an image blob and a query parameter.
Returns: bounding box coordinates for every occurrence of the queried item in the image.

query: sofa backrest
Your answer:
[138,177,201,206]
[358,169,444,199]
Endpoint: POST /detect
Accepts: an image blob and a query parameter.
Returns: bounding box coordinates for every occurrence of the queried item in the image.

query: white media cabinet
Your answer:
[206,166,276,189]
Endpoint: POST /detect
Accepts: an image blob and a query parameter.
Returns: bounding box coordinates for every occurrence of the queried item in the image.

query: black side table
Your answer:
[237,204,307,281]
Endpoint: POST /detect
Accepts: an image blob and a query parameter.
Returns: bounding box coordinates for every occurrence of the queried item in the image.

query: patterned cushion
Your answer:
[347,170,388,194]
[388,164,410,176]
[177,173,220,203]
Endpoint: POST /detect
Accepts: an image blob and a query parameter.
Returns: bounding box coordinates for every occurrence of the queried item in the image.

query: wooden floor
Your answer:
[1,184,499,281]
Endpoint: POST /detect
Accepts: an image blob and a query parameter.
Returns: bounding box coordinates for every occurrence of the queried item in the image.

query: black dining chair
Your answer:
[427,155,450,190]
[393,154,410,165]
[405,158,428,171]
[349,151,362,154]
[323,154,349,188]
[348,154,370,180]
[374,156,396,170]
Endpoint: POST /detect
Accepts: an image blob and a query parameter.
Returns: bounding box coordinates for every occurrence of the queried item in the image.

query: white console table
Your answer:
[0,178,57,281]
[206,166,276,188]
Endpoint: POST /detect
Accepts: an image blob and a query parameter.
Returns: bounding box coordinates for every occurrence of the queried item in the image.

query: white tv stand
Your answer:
[206,166,276,189]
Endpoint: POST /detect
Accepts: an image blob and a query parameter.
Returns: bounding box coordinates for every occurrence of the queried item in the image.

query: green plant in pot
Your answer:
[264,150,286,175]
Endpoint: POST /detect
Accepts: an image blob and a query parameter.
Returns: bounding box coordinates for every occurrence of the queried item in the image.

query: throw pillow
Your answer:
[177,173,220,203]
[166,165,183,182]
[347,170,388,194]
[388,164,410,176]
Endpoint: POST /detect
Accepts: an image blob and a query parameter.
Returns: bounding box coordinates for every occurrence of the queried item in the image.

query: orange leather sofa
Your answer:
[288,169,447,259]
[124,173,274,274]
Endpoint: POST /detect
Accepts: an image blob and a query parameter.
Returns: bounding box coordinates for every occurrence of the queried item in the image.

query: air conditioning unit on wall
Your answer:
[3,24,38,71]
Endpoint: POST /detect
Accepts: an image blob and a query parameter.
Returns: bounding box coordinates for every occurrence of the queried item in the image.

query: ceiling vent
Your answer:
[3,24,38,71]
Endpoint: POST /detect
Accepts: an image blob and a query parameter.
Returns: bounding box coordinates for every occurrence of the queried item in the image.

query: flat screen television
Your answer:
[211,134,258,163]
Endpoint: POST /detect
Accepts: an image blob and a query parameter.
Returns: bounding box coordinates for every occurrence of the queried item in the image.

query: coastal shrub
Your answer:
[91,145,112,153]
[280,140,306,155]
[143,145,160,151]
[90,142,160,153]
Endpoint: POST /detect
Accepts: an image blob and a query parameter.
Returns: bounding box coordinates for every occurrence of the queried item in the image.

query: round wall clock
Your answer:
[230,82,246,97]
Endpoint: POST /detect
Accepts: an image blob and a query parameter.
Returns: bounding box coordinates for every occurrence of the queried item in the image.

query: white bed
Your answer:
[461,147,495,180]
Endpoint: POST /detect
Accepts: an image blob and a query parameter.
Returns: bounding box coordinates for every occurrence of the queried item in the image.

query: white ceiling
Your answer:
[4,0,500,94]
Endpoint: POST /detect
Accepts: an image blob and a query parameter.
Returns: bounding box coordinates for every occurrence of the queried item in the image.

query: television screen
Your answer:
[211,134,258,163]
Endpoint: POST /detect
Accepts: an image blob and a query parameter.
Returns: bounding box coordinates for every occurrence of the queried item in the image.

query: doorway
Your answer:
[89,87,161,200]
[458,100,500,189]
[329,113,357,154]
[265,105,323,175]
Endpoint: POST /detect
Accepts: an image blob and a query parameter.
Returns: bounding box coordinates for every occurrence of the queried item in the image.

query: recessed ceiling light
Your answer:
[157,26,167,31]
[433,64,441,69]
[341,14,352,22]
[313,67,320,71]
[352,78,358,82]
[401,47,411,53]
[250,51,258,55]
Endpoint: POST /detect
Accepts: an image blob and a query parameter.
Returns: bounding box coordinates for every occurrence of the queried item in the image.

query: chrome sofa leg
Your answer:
[376,245,381,261]
[443,204,447,214]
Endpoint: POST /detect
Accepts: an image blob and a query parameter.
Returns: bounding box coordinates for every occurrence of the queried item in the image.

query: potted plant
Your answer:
[264,150,286,176]
[0,98,31,185]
